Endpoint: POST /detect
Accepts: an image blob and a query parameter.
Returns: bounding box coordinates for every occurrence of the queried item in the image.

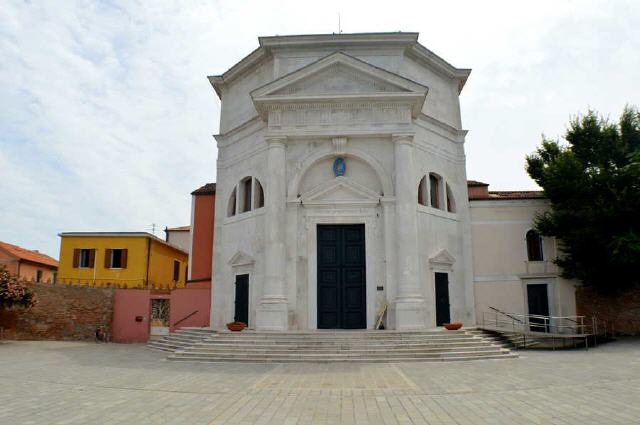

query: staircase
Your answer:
[469,329,540,349]
[154,329,517,363]
[147,327,216,352]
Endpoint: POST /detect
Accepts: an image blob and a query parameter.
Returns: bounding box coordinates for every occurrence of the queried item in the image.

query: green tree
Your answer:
[526,107,640,293]
[0,265,36,308]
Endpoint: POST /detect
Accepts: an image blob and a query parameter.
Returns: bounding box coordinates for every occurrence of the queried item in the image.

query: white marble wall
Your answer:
[210,34,475,330]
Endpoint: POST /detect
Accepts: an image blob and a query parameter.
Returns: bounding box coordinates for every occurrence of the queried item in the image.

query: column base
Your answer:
[394,297,426,330]
[255,298,288,331]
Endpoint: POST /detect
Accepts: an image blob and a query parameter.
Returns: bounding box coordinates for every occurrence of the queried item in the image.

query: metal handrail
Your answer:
[482,311,595,336]
[173,310,198,327]
[488,306,524,323]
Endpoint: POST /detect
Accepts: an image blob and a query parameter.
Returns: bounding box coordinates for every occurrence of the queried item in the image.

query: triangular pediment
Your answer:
[272,62,409,96]
[429,249,456,266]
[251,52,428,119]
[301,176,381,207]
[228,250,254,267]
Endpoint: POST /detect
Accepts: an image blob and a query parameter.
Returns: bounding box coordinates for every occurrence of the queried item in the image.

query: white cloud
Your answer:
[1,0,638,257]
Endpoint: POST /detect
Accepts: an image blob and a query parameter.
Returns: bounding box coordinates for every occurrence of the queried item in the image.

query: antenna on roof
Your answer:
[338,13,342,34]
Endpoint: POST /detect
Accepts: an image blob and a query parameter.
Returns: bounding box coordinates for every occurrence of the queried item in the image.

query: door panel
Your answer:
[527,284,550,332]
[234,274,249,325]
[317,224,366,329]
[435,272,451,326]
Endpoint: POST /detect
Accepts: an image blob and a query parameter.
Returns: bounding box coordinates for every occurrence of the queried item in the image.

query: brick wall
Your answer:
[0,282,114,340]
[576,286,640,336]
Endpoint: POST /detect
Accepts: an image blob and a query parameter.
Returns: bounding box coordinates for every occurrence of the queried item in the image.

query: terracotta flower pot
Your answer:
[226,322,247,332]
[444,322,463,330]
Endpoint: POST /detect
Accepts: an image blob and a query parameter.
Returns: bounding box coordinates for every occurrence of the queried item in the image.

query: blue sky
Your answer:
[1,0,639,258]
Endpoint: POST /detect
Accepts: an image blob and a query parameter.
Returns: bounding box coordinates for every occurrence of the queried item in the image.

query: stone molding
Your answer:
[287,145,393,198]
[429,249,456,270]
[228,250,255,267]
[265,135,286,147]
[392,133,414,146]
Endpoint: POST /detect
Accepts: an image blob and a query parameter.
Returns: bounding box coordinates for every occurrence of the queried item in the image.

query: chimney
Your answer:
[467,181,489,199]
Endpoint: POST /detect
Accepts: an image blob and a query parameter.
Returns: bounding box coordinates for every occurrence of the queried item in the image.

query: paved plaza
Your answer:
[0,339,639,424]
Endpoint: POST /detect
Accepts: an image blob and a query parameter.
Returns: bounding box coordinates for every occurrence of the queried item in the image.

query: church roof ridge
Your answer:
[209,32,470,97]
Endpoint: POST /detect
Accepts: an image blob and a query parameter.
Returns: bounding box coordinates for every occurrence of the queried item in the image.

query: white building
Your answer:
[208,33,576,331]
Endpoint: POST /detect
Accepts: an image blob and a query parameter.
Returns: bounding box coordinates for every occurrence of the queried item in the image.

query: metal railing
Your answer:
[481,307,612,350]
[173,310,198,328]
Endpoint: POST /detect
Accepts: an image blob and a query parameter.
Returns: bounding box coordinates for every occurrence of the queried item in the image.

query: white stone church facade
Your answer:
[208,33,576,331]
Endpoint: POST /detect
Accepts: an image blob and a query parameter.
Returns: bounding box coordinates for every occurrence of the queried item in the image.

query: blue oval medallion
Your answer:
[333,157,346,177]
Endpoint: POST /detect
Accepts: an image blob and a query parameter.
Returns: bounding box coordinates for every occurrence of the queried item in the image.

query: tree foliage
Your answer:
[0,265,36,308]
[526,107,640,292]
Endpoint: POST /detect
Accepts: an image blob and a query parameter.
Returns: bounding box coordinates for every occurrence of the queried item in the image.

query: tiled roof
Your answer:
[166,226,191,232]
[0,241,58,268]
[469,191,545,200]
[191,183,216,195]
[466,180,489,187]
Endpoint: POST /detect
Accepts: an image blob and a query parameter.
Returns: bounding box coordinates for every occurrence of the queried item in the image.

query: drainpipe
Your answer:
[145,238,151,288]
[93,249,97,285]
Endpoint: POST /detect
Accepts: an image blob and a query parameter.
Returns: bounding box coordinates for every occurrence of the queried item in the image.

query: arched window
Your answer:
[227,187,237,217]
[254,178,264,209]
[429,173,442,209]
[446,183,456,213]
[228,177,264,217]
[418,176,427,206]
[526,230,544,261]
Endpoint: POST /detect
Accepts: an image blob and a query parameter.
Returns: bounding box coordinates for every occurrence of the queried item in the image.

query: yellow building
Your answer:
[57,232,188,289]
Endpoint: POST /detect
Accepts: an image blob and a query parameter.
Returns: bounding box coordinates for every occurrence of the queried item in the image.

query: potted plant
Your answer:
[444,322,463,330]
[226,321,247,332]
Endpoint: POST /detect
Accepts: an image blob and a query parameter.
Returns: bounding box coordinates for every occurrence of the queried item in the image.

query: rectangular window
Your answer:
[74,248,95,268]
[240,178,252,213]
[173,260,180,281]
[111,249,123,268]
[105,249,128,269]
[36,270,43,283]
[429,174,440,209]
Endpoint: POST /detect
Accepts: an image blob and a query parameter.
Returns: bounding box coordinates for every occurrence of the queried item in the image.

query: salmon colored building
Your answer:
[0,241,58,283]
[187,183,216,289]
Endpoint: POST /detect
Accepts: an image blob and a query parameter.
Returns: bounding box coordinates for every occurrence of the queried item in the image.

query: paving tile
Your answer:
[0,339,639,424]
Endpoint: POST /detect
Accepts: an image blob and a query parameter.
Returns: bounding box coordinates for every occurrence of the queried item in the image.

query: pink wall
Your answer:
[169,288,210,331]
[112,289,151,343]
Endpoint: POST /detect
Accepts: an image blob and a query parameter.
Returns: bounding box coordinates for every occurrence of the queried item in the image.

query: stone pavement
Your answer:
[0,339,639,424]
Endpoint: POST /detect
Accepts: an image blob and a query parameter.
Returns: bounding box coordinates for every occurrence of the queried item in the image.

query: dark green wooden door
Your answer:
[435,272,451,326]
[317,224,366,329]
[234,274,249,325]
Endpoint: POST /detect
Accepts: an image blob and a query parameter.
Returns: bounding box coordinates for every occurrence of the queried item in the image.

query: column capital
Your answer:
[392,133,414,146]
[265,135,287,147]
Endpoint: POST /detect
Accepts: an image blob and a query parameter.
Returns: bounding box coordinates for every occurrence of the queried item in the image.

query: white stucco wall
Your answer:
[470,199,577,324]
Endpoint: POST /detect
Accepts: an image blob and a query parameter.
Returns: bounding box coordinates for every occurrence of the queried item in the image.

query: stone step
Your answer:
[202,335,479,343]
[176,346,503,356]
[214,330,468,337]
[162,335,205,343]
[194,339,498,349]
[155,329,517,363]
[168,351,516,363]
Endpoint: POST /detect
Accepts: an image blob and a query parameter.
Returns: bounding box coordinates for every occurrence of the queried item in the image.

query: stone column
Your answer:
[393,133,426,329]
[256,136,288,331]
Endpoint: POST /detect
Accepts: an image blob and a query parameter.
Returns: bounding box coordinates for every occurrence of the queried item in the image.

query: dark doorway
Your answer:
[234,274,249,325]
[527,284,550,332]
[435,272,451,326]
[317,224,366,329]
